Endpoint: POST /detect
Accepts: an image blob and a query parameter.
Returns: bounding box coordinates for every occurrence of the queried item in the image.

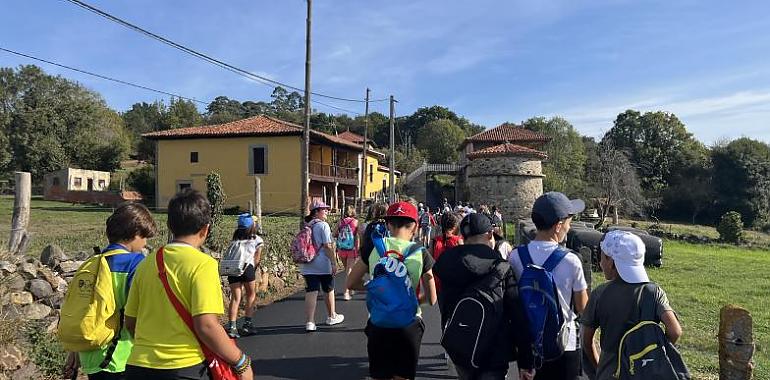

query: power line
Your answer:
[0,46,209,105]
[63,0,389,105]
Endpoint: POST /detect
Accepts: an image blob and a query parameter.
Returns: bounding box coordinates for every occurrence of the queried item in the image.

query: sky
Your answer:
[2,0,770,144]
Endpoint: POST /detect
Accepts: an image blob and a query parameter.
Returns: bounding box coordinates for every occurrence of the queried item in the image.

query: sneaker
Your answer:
[227,326,240,339]
[240,323,258,336]
[343,292,352,301]
[326,313,345,326]
[305,322,317,332]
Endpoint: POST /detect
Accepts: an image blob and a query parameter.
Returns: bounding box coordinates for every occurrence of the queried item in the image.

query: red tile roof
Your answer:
[465,123,549,144]
[337,131,365,144]
[143,115,362,150]
[466,142,547,160]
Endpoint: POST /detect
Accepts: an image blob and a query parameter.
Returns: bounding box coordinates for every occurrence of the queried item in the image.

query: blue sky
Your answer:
[2,0,770,144]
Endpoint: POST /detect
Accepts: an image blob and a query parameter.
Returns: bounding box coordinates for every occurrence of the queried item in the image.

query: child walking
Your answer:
[336,205,359,301]
[226,213,264,338]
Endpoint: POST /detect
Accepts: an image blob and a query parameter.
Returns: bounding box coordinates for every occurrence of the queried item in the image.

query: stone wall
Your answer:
[467,156,544,223]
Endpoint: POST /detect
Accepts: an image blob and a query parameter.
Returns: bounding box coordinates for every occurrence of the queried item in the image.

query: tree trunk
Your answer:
[719,305,754,380]
[612,206,619,225]
[9,172,31,255]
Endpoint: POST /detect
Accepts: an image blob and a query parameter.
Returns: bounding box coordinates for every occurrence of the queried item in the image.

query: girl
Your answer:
[430,212,463,293]
[226,213,264,338]
[336,205,359,301]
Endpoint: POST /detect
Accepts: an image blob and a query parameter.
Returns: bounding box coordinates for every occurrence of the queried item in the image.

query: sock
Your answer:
[228,321,236,329]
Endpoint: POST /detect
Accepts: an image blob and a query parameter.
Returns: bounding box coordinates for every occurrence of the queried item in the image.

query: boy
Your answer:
[63,203,157,380]
[346,201,438,380]
[582,230,682,380]
[508,192,589,380]
[124,190,253,380]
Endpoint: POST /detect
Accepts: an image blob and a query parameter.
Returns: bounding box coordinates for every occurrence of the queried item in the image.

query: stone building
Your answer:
[457,123,550,222]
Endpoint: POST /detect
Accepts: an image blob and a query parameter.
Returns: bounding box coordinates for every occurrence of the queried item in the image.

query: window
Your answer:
[52,177,60,186]
[98,179,106,188]
[177,181,193,193]
[249,145,267,174]
[190,152,199,163]
[369,164,374,183]
[74,177,82,187]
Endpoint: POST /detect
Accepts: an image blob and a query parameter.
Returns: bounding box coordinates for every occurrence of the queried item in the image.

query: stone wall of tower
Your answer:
[467,156,544,223]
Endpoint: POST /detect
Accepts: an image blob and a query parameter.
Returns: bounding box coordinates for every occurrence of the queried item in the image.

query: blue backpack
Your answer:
[336,219,355,250]
[366,235,421,328]
[517,244,569,367]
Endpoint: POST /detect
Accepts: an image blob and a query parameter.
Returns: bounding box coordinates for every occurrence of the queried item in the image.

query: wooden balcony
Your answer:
[309,161,359,185]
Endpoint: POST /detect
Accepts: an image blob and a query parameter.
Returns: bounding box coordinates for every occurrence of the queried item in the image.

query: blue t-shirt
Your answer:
[300,220,333,275]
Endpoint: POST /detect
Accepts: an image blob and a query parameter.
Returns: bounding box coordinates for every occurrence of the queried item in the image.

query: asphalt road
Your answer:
[237,273,520,380]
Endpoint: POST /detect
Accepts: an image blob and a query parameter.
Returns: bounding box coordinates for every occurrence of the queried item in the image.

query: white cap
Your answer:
[600,230,649,284]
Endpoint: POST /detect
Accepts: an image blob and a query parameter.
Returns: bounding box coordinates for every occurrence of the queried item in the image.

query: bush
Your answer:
[717,211,744,244]
[127,165,155,204]
[25,322,67,378]
[205,171,226,251]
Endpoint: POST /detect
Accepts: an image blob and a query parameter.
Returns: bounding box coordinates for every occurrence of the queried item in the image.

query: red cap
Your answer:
[386,201,418,222]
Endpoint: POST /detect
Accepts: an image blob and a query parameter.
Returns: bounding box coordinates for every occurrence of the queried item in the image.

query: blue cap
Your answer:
[532,192,585,227]
[237,213,254,229]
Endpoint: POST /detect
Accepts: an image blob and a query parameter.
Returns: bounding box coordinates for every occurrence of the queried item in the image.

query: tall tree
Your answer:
[403,105,483,147]
[415,119,465,164]
[163,97,202,130]
[589,142,647,227]
[123,101,165,160]
[522,116,586,196]
[205,96,245,124]
[711,138,770,228]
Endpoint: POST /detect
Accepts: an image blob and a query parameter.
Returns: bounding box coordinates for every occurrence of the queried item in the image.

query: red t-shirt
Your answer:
[431,234,462,292]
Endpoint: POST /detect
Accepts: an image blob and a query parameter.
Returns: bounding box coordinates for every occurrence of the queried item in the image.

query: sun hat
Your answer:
[532,192,585,227]
[600,230,649,284]
[310,200,330,212]
[385,201,418,223]
[237,213,254,229]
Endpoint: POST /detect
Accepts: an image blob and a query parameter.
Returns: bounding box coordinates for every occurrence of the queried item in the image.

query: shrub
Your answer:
[205,171,226,251]
[25,322,67,378]
[717,211,744,244]
[127,165,155,204]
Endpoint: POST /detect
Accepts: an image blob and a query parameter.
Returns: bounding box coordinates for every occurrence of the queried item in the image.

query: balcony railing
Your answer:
[309,161,358,181]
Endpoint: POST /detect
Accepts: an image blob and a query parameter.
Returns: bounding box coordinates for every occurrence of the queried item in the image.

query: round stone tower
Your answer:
[466,142,546,223]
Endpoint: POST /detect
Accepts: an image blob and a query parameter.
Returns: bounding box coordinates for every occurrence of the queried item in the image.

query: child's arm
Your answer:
[419,270,437,305]
[345,259,369,291]
[253,245,263,266]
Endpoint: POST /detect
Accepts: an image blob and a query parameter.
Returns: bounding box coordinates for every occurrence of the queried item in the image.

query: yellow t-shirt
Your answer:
[125,243,224,369]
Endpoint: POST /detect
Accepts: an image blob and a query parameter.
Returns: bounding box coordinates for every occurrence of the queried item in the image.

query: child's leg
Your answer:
[304,291,319,323]
[324,276,337,317]
[228,283,243,324]
[244,280,258,319]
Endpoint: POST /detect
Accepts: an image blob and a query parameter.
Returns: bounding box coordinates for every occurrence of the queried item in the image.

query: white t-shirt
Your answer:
[509,240,588,351]
[496,240,513,260]
[300,220,333,275]
[240,236,264,266]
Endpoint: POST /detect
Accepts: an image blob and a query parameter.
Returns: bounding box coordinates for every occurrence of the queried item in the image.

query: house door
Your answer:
[87,179,94,191]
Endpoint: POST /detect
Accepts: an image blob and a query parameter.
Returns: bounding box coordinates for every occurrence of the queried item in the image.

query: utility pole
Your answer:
[389,95,396,203]
[359,88,370,212]
[300,0,312,226]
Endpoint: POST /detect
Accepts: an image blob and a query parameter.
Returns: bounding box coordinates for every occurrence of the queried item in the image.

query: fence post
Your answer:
[9,172,31,255]
[719,305,754,380]
[254,176,262,234]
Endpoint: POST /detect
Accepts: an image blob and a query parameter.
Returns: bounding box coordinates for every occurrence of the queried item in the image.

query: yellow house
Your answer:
[143,115,398,213]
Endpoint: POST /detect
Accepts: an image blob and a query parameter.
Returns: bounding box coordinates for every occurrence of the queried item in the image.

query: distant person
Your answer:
[491,206,504,237]
[124,189,253,379]
[582,230,683,380]
[442,198,452,214]
[429,212,463,295]
[509,192,588,380]
[359,202,389,266]
[346,201,438,380]
[300,200,344,332]
[493,222,513,261]
[61,203,158,380]
[336,205,360,301]
[418,207,436,247]
[223,213,264,338]
[434,213,533,380]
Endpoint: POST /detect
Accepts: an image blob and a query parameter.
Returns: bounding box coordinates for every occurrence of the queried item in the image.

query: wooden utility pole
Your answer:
[359,88,370,212]
[719,305,754,380]
[254,176,262,234]
[300,0,312,226]
[8,172,31,255]
[388,95,396,203]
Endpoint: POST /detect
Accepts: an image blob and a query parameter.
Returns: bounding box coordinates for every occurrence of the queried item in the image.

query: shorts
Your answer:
[337,249,358,260]
[303,274,334,293]
[533,350,580,380]
[227,264,257,284]
[421,225,432,237]
[125,363,209,380]
[365,318,425,379]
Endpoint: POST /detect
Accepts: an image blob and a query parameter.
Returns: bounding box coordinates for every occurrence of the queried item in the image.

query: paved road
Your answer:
[238,273,519,380]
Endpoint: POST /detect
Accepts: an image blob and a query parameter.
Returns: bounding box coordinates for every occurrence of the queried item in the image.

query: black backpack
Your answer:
[441,260,510,369]
[615,283,691,380]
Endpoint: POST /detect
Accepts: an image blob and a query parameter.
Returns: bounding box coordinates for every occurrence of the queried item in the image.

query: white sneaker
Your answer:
[343,292,352,301]
[305,322,317,332]
[326,313,345,326]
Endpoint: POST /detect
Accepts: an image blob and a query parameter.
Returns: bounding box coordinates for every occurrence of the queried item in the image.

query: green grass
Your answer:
[592,241,768,380]
[618,218,770,248]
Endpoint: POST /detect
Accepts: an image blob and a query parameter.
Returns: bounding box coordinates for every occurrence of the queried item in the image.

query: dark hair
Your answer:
[106,203,157,243]
[439,212,460,242]
[532,212,567,231]
[386,216,416,230]
[232,224,257,241]
[367,202,387,222]
[167,189,211,237]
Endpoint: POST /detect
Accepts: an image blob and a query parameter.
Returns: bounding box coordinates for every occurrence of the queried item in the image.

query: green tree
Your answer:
[205,171,227,250]
[522,116,586,196]
[711,138,770,228]
[717,211,744,244]
[205,96,245,124]
[123,101,165,161]
[415,119,465,164]
[163,97,202,130]
[394,147,427,174]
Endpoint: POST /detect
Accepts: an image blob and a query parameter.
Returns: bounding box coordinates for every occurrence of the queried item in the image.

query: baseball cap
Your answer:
[310,200,330,212]
[532,192,586,227]
[459,213,494,239]
[237,213,254,229]
[385,201,418,223]
[600,230,649,284]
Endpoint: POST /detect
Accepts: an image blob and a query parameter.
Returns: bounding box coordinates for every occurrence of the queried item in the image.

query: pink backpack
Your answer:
[291,220,318,263]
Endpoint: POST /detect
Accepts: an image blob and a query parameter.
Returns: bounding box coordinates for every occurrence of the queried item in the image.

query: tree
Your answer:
[205,96,246,124]
[123,101,165,160]
[589,142,647,227]
[164,97,202,130]
[522,116,586,196]
[403,105,483,148]
[602,110,701,193]
[205,171,226,251]
[415,119,465,164]
[394,147,427,174]
[711,137,770,228]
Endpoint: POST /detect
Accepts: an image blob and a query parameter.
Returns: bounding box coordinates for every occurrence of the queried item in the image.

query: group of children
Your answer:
[59,188,685,380]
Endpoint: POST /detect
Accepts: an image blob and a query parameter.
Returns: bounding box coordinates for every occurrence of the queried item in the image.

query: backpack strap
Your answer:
[542,248,568,272]
[517,244,533,267]
[372,223,388,258]
[402,243,423,260]
[98,309,124,369]
[637,283,659,322]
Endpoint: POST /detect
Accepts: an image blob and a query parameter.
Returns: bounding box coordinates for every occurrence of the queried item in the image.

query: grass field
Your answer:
[1,197,767,379]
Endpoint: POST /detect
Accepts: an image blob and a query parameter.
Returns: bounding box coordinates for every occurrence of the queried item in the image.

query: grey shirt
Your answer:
[299,219,333,275]
[582,280,673,380]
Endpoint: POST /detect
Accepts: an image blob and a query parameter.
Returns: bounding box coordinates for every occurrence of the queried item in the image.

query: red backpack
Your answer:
[291,220,318,263]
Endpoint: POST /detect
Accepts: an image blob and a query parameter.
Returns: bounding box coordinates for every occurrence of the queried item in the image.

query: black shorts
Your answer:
[303,274,334,293]
[125,363,209,380]
[533,350,580,380]
[365,318,425,379]
[227,264,257,284]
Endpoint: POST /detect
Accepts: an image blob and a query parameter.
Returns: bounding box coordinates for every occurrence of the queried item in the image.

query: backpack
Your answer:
[366,237,422,328]
[441,260,510,369]
[517,244,570,367]
[219,240,253,276]
[336,219,356,251]
[291,220,319,264]
[615,284,691,380]
[58,248,124,353]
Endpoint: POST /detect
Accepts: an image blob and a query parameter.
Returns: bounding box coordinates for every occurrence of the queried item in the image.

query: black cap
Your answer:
[459,213,494,239]
[532,192,586,227]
